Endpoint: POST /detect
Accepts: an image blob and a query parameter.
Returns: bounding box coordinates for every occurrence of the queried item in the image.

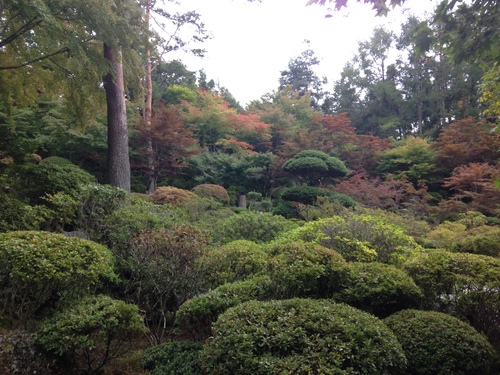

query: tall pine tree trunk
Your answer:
[104,43,131,193]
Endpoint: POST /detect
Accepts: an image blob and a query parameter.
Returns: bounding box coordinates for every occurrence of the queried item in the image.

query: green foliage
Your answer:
[265,241,349,299]
[283,150,348,185]
[281,185,326,205]
[39,156,74,165]
[0,231,116,323]
[13,163,97,204]
[384,309,495,375]
[191,184,230,205]
[0,193,49,232]
[36,294,146,375]
[115,225,209,344]
[175,276,273,340]
[210,211,297,244]
[426,221,468,250]
[277,214,422,264]
[142,340,203,375]
[200,298,407,375]
[198,240,268,288]
[452,228,500,257]
[337,262,422,317]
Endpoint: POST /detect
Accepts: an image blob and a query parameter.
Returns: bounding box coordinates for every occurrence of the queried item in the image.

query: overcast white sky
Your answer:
[166,0,440,107]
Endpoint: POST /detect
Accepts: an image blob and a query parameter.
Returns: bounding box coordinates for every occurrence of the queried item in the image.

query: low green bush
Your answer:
[36,294,146,375]
[175,276,273,340]
[149,186,198,206]
[384,309,495,375]
[142,340,203,375]
[200,299,407,375]
[210,211,297,244]
[192,184,230,205]
[0,231,116,323]
[0,193,47,232]
[337,262,423,317]
[198,240,268,288]
[281,185,326,205]
[452,228,500,257]
[265,241,349,299]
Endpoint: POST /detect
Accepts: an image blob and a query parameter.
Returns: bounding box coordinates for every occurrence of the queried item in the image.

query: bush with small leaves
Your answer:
[0,193,48,232]
[384,309,495,375]
[142,340,204,375]
[452,228,500,257]
[191,184,230,205]
[149,186,198,206]
[200,299,407,375]
[0,231,116,323]
[281,185,326,205]
[175,276,273,340]
[337,262,423,317]
[36,294,147,375]
[265,241,349,299]
[198,240,268,288]
[276,214,422,264]
[426,221,468,250]
[210,211,297,244]
[39,156,74,165]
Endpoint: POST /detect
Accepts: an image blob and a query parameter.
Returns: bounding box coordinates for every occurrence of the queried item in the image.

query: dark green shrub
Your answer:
[281,185,326,205]
[0,193,47,232]
[265,241,349,299]
[142,340,203,375]
[198,240,268,288]
[14,163,97,204]
[175,276,273,340]
[36,294,146,375]
[337,262,423,317]
[384,309,495,375]
[452,228,500,257]
[210,211,297,244]
[277,214,422,264]
[192,184,230,205]
[0,231,116,323]
[326,191,357,207]
[283,150,348,185]
[39,156,74,165]
[200,299,407,375]
[271,200,297,218]
[403,251,500,347]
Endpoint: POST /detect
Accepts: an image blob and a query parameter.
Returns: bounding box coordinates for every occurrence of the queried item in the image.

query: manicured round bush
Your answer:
[201,299,407,375]
[210,211,297,244]
[384,309,495,375]
[142,340,203,375]
[281,185,327,205]
[198,240,268,288]
[36,294,146,374]
[149,186,198,206]
[0,231,116,322]
[276,214,422,264]
[452,228,500,257]
[39,156,74,165]
[337,262,422,317]
[192,184,230,205]
[175,276,273,340]
[265,241,349,299]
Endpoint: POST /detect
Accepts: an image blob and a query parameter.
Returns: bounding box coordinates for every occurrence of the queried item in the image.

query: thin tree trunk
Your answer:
[104,43,131,193]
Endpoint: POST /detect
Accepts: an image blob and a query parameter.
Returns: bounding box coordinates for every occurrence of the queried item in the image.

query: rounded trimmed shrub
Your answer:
[198,240,268,288]
[452,228,500,257]
[0,231,116,322]
[142,340,203,375]
[149,186,198,206]
[39,156,74,165]
[265,241,349,299]
[384,309,495,375]
[201,299,407,375]
[191,184,230,205]
[281,185,326,205]
[337,262,423,317]
[210,211,297,244]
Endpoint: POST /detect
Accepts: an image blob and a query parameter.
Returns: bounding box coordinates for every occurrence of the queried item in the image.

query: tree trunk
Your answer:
[103,43,131,193]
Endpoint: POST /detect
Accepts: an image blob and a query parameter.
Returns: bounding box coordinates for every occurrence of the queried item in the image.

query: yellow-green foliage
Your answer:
[149,186,198,206]
[426,221,468,250]
[452,227,500,257]
[0,231,116,322]
[192,184,230,205]
[198,240,268,288]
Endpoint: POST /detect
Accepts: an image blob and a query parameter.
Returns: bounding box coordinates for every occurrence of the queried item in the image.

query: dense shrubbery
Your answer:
[149,186,198,205]
[198,240,268,288]
[210,211,296,244]
[142,340,204,375]
[452,228,500,257]
[192,184,230,205]
[281,185,327,205]
[200,299,407,375]
[337,262,422,317]
[0,231,116,323]
[385,309,495,375]
[276,214,422,264]
[36,294,146,375]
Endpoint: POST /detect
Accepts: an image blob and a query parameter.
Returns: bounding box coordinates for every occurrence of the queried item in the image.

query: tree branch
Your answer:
[0,46,70,70]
